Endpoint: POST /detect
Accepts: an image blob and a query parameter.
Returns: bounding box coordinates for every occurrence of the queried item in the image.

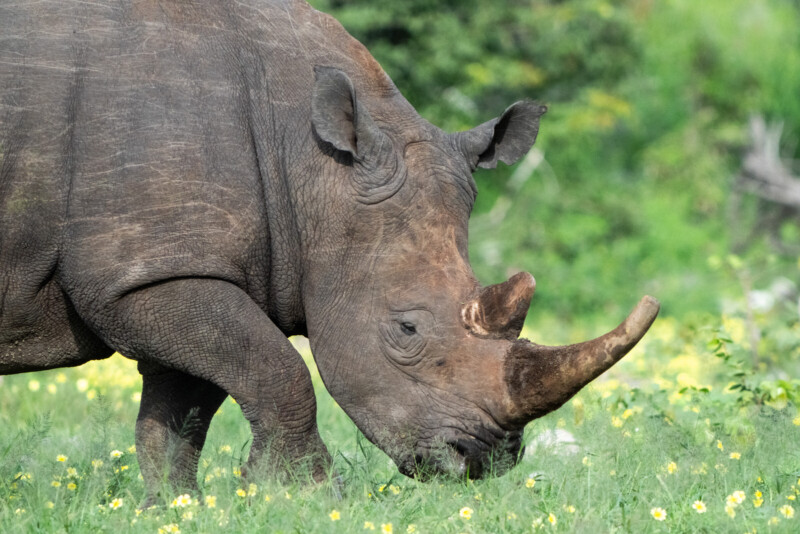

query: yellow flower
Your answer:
[51,480,61,487]
[779,504,795,519]
[67,482,77,491]
[131,392,141,402]
[622,408,634,419]
[459,507,473,519]
[729,452,741,460]
[109,450,123,459]
[236,488,247,498]
[564,505,576,513]
[47,384,57,394]
[329,509,341,521]
[406,526,416,534]
[264,494,271,502]
[753,498,764,508]
[390,485,400,495]
[205,496,217,508]
[793,416,800,426]
[171,494,192,508]
[789,495,797,501]
[127,445,136,454]
[755,490,763,498]
[181,511,193,521]
[611,416,623,428]
[28,380,40,392]
[732,490,746,504]
[507,511,518,519]
[768,517,780,526]
[691,463,708,475]
[45,501,55,509]
[66,467,78,477]
[666,461,678,474]
[284,491,291,500]
[725,505,736,518]
[56,455,68,463]
[55,373,67,383]
[109,498,123,510]
[692,500,706,513]
[547,513,557,526]
[650,507,666,521]
[716,440,724,451]
[232,467,242,477]
[158,524,181,534]
[76,378,89,392]
[526,477,536,488]
[248,483,257,496]
[381,524,393,534]
[91,459,104,469]
[364,521,375,530]
[219,445,232,454]
[378,484,387,493]
[582,456,592,466]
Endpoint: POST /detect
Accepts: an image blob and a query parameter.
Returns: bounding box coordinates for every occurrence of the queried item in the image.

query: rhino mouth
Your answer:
[397,430,524,480]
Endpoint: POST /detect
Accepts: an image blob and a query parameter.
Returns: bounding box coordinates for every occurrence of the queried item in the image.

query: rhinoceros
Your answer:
[0,0,659,502]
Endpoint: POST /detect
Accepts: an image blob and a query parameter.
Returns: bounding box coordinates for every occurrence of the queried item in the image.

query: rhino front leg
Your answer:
[95,279,332,492]
[136,362,227,507]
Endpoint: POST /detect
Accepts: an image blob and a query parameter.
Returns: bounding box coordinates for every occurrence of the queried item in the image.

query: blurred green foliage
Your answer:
[311,0,800,325]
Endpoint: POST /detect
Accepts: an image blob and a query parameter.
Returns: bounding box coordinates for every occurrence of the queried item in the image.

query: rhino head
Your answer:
[303,67,659,479]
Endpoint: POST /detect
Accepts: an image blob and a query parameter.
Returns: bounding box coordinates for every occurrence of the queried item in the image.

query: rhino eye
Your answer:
[400,322,417,335]
[379,310,432,366]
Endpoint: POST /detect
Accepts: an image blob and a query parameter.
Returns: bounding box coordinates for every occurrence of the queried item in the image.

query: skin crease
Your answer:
[0,0,658,502]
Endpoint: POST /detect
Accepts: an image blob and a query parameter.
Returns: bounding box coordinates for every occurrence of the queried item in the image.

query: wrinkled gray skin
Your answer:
[0,0,659,504]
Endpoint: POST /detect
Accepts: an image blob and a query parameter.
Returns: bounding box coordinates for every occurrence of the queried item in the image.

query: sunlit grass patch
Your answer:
[1,313,799,532]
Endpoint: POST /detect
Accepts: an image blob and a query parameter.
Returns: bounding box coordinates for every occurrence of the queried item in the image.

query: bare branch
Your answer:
[738,115,800,207]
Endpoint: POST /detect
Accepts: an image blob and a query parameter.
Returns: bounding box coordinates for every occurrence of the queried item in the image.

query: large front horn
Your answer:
[501,296,660,428]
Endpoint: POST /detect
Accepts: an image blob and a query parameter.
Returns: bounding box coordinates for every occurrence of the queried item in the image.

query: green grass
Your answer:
[2,309,799,533]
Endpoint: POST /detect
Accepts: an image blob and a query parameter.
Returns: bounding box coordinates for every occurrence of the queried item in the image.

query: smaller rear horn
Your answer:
[460,272,536,340]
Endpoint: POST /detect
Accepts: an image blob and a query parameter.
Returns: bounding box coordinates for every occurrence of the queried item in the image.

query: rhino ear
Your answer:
[457,101,547,170]
[312,66,388,162]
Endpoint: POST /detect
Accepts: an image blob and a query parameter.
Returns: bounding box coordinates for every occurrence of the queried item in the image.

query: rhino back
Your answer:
[0,0,404,332]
